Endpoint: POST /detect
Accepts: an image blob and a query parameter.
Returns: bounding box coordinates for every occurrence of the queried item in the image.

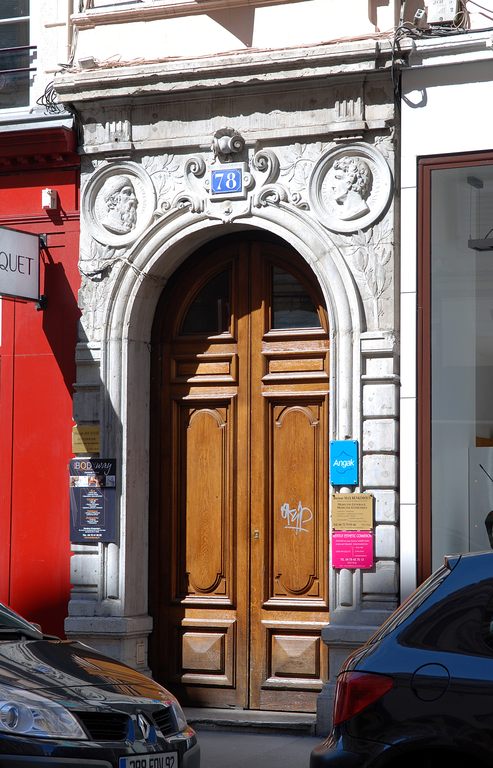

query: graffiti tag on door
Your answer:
[281,501,313,534]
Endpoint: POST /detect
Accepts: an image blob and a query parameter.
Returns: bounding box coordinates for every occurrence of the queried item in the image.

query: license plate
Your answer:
[119,753,178,768]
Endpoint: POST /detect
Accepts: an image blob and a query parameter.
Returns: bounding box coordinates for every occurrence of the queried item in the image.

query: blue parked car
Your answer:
[311,551,493,768]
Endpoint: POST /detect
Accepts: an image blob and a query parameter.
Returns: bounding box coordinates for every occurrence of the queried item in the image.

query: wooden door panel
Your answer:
[271,400,326,602]
[167,392,247,705]
[179,617,236,688]
[172,346,238,386]
[265,621,327,689]
[264,341,329,383]
[254,620,328,711]
[181,401,233,602]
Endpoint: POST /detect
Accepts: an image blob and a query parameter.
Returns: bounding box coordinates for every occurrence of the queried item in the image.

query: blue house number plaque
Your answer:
[330,440,359,486]
[210,164,246,200]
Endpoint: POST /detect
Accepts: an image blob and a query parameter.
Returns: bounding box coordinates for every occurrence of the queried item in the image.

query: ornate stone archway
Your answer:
[67,136,398,732]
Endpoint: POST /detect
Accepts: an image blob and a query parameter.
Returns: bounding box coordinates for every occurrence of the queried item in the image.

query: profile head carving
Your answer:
[100,174,139,234]
[309,144,391,234]
[83,161,156,248]
[327,156,373,221]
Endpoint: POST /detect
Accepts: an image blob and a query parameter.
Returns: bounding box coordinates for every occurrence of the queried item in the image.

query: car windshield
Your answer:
[366,564,451,644]
[0,602,43,639]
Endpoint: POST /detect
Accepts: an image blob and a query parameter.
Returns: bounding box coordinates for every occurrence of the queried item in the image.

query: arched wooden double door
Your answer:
[150,234,329,712]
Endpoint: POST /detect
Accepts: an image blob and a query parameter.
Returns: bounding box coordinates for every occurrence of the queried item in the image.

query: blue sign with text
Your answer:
[211,167,243,196]
[330,440,358,486]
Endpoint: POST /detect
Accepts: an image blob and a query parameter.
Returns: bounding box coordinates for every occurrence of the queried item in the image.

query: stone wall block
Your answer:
[372,489,398,522]
[365,357,396,377]
[70,553,100,585]
[362,560,398,595]
[363,454,398,487]
[363,418,398,452]
[73,390,100,423]
[375,524,398,558]
[363,383,398,417]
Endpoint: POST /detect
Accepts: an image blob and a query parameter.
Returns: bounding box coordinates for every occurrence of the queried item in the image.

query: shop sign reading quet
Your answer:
[0,226,40,302]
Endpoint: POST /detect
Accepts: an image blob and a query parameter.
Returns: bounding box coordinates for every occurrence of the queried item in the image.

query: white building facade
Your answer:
[56,0,404,732]
[400,24,493,596]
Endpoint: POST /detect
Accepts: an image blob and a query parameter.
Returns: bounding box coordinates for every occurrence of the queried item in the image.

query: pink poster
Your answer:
[332,530,374,569]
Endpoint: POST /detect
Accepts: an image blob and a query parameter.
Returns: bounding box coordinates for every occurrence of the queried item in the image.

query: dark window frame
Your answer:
[417,150,493,584]
[0,3,33,110]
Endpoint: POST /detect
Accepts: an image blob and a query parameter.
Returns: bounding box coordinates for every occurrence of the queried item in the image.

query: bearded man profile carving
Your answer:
[326,156,372,221]
[100,175,139,234]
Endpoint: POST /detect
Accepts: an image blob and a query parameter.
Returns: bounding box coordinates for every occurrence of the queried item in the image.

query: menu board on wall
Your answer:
[69,459,117,543]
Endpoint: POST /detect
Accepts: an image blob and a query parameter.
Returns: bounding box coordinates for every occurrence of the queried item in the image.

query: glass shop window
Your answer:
[0,1,33,110]
[428,159,493,570]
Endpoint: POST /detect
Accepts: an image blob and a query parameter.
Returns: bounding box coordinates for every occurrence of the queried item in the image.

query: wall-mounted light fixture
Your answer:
[42,188,58,211]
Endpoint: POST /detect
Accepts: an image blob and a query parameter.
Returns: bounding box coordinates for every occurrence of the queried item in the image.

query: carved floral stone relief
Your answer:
[78,139,395,338]
[331,221,394,330]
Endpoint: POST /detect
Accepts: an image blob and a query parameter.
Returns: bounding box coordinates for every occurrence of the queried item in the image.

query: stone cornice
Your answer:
[55,37,393,104]
[0,127,80,171]
[403,28,493,67]
[73,0,304,27]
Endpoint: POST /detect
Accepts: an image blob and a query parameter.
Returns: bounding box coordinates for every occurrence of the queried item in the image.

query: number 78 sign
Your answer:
[210,163,247,200]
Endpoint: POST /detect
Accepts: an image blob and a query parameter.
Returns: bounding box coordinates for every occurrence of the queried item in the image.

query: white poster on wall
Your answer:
[0,226,39,302]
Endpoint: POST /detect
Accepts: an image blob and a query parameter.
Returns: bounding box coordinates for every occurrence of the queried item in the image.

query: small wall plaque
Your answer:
[332,530,374,569]
[330,440,358,485]
[332,493,374,530]
[210,163,247,200]
[72,425,100,455]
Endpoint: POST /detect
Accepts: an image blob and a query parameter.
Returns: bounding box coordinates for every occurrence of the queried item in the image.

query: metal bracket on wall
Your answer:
[36,294,48,311]
[37,235,48,309]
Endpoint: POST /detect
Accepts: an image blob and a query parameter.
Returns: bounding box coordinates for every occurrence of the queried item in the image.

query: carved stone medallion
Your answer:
[82,162,156,247]
[309,143,392,234]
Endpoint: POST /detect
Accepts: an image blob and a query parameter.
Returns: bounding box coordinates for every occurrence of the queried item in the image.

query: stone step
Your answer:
[183,708,317,735]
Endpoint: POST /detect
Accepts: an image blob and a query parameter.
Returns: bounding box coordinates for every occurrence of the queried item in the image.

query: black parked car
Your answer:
[311,550,493,768]
[0,601,199,767]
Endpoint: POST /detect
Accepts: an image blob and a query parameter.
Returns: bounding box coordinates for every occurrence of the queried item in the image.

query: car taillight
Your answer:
[333,671,394,727]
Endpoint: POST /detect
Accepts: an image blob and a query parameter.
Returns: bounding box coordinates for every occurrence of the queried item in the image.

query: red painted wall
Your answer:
[0,131,80,636]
